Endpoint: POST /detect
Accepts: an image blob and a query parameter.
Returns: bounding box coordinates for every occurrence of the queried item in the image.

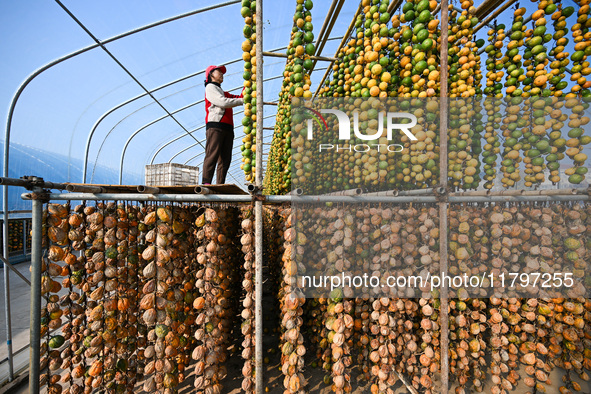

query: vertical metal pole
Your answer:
[3,208,13,381]
[22,218,26,256]
[439,0,450,392]
[3,66,14,381]
[254,0,264,393]
[29,191,43,393]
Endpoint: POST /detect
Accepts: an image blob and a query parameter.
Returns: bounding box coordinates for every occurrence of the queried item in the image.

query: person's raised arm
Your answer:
[225,89,243,99]
[206,84,243,108]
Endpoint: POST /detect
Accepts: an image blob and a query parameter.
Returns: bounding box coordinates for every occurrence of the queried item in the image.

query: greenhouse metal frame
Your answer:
[0,1,339,384]
[1,0,590,393]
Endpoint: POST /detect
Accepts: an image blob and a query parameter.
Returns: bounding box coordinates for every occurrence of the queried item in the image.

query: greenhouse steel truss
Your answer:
[2,0,591,393]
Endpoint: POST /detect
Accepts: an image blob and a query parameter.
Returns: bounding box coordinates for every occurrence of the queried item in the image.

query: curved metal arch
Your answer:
[172,113,276,165]
[117,79,254,184]
[184,124,276,171]
[103,57,288,173]
[120,81,278,185]
[158,72,289,165]
[87,49,291,183]
[5,0,241,182]
[84,58,239,182]
[165,110,244,164]
[103,36,337,169]
[156,113,240,166]
[90,83,203,182]
[117,98,236,184]
[150,63,328,164]
[85,25,341,181]
[186,137,276,173]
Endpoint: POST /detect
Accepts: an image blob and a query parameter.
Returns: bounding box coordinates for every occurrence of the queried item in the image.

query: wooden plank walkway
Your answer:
[63,183,248,195]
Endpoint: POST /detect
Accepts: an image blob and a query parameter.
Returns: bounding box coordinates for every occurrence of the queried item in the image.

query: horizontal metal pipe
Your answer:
[28,192,435,204]
[452,188,584,197]
[453,190,490,197]
[28,192,253,203]
[521,189,579,196]
[66,184,105,193]
[398,188,435,196]
[137,185,161,194]
[22,191,591,204]
[0,178,30,187]
[362,190,399,196]
[0,177,69,190]
[285,195,438,203]
[449,195,590,203]
[323,188,363,196]
[40,181,70,191]
[194,186,212,195]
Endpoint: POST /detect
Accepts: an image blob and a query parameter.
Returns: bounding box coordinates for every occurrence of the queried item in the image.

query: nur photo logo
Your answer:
[302,107,418,142]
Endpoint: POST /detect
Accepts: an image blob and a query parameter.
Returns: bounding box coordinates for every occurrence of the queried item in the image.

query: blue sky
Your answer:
[0,0,360,187]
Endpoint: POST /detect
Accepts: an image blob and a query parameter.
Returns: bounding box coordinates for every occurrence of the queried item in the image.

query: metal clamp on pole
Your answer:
[23,177,52,203]
[434,186,448,202]
[30,190,51,203]
[247,184,262,195]
[248,184,266,202]
[20,176,44,190]
[137,185,161,194]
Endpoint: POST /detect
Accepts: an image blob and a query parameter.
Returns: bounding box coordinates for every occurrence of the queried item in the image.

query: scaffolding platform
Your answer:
[62,183,248,195]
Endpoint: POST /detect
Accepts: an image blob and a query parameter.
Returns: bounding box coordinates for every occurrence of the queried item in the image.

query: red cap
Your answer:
[205,65,227,81]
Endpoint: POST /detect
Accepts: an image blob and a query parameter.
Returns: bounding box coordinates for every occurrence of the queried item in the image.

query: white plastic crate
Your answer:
[145,163,199,186]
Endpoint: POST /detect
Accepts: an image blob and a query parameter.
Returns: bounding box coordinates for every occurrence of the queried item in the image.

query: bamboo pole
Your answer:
[473,0,518,33]
[313,1,363,98]
[388,0,405,14]
[311,0,346,71]
[439,0,450,390]
[255,0,264,392]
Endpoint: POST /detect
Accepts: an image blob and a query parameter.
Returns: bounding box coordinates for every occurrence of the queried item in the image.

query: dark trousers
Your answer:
[202,127,234,184]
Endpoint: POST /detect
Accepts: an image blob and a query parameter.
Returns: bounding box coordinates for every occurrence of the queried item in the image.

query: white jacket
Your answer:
[205,83,243,129]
